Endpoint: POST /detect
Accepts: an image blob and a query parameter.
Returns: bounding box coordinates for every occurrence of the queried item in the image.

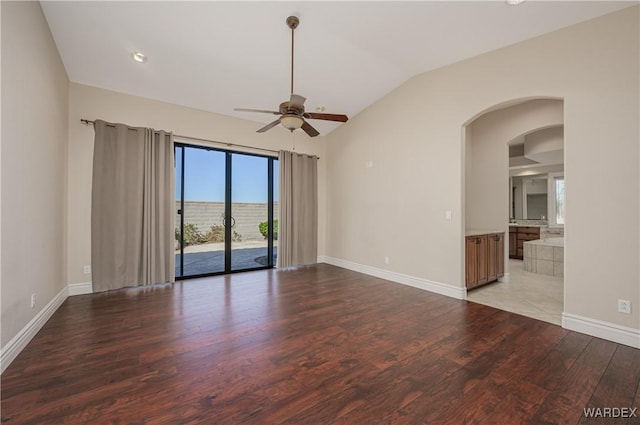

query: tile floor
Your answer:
[466,259,563,325]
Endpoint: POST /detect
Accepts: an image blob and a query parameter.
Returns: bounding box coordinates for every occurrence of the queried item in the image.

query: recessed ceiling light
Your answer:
[315,106,326,112]
[131,51,147,63]
[506,0,525,5]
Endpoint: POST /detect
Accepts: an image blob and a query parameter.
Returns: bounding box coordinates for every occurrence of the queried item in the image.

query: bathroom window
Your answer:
[555,177,565,224]
[548,173,565,227]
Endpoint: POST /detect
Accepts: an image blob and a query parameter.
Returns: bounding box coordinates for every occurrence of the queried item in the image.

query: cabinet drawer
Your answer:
[518,227,540,236]
[518,234,540,242]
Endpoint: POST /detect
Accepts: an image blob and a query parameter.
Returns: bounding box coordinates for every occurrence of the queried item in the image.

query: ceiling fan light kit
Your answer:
[234,16,348,137]
[280,114,304,130]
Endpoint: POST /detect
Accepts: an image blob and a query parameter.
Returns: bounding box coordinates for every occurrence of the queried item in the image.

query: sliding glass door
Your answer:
[175,143,277,278]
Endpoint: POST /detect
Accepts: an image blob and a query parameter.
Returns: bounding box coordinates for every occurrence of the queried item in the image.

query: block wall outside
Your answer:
[175,201,279,241]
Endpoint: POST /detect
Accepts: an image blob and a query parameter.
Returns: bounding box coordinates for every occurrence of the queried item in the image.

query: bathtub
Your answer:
[534,237,563,246]
[523,237,564,277]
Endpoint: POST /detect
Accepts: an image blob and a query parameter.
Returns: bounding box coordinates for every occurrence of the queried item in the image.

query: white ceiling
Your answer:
[41,1,635,136]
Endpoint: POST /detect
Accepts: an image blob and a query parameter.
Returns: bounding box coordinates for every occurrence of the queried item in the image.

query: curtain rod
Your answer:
[80,119,286,156]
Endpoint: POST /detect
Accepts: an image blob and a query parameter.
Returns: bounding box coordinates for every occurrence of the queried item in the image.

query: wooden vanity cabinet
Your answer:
[509,228,517,258]
[466,235,487,289]
[466,232,504,290]
[509,226,541,259]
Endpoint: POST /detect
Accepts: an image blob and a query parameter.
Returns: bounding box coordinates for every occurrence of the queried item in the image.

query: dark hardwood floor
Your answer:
[2,264,638,424]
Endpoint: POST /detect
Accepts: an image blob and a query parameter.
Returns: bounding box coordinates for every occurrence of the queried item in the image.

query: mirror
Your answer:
[510,175,547,220]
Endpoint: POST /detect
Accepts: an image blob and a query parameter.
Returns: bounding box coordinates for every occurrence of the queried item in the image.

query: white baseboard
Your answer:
[318,256,466,300]
[562,312,640,349]
[1,286,68,374]
[68,281,93,296]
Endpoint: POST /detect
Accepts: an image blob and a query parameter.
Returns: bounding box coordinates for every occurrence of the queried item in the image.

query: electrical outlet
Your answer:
[83,265,91,274]
[618,299,631,314]
[384,256,390,265]
[30,293,36,309]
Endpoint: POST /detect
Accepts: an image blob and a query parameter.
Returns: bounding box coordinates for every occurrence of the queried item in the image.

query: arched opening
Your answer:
[462,98,565,325]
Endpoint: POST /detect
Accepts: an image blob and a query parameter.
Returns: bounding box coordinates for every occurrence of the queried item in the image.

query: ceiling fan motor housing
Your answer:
[279,101,303,115]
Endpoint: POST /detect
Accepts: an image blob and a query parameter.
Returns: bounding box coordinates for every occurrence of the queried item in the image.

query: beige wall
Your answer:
[1,1,69,347]
[67,83,326,286]
[466,99,563,232]
[325,7,639,330]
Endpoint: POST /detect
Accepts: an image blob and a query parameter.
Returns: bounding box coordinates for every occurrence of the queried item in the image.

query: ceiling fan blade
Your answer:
[289,94,306,110]
[301,120,320,137]
[304,112,349,123]
[235,108,281,115]
[257,119,282,133]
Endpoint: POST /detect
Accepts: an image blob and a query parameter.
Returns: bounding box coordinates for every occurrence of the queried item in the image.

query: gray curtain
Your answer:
[91,120,175,291]
[278,150,318,268]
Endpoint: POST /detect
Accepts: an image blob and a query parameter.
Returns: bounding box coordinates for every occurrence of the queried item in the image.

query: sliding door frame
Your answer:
[174,142,277,280]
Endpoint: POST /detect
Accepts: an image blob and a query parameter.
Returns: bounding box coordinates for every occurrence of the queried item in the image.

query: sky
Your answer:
[176,147,279,202]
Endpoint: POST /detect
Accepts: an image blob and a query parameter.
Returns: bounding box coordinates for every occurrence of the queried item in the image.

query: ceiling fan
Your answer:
[234,16,348,137]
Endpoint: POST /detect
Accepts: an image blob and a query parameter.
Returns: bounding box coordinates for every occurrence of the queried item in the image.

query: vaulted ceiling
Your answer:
[41,1,635,136]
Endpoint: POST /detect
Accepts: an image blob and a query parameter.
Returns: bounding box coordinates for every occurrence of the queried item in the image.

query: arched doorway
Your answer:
[462,98,565,325]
